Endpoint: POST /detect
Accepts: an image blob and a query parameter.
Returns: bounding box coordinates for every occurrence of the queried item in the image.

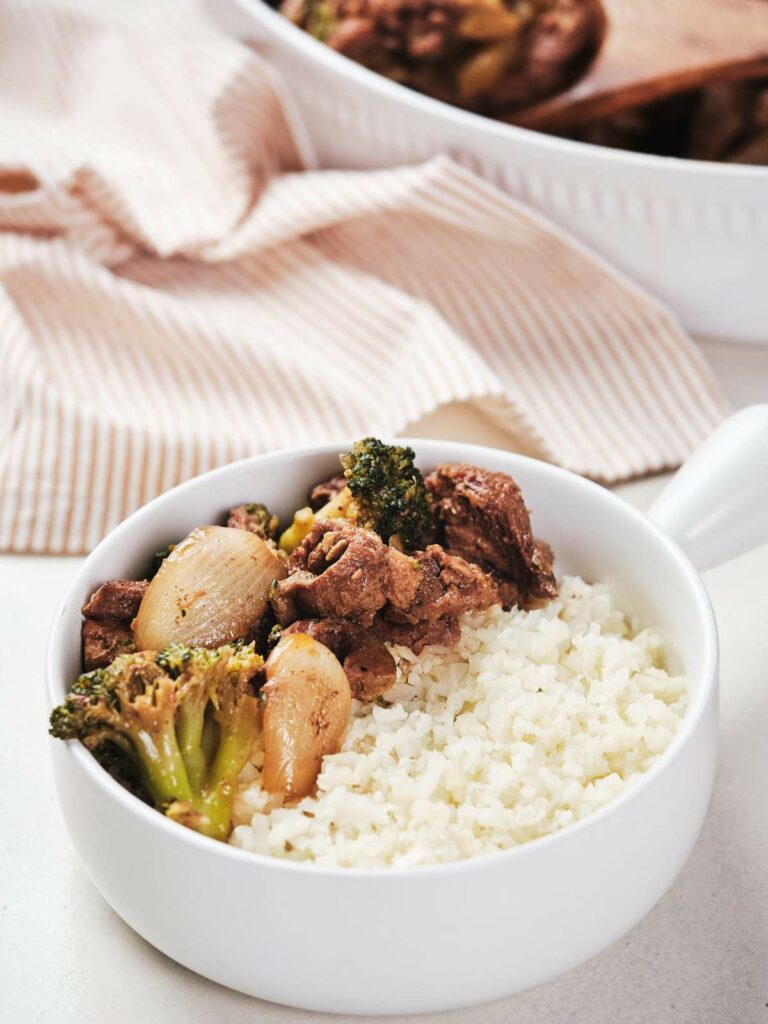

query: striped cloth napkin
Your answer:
[0,1,726,554]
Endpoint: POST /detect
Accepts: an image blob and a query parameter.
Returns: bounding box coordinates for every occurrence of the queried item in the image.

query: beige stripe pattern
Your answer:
[0,0,727,553]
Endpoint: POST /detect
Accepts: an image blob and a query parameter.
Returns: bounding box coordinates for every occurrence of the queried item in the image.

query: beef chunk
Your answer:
[82,618,135,671]
[81,579,149,620]
[384,545,422,610]
[426,464,556,606]
[284,618,396,700]
[372,615,460,654]
[386,545,499,622]
[273,520,392,627]
[273,518,501,635]
[308,473,347,512]
[270,571,320,626]
[81,578,149,670]
[226,503,279,542]
[478,565,523,610]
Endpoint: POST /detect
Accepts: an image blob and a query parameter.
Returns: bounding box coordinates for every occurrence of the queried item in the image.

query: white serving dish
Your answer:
[211,0,768,345]
[46,409,768,1014]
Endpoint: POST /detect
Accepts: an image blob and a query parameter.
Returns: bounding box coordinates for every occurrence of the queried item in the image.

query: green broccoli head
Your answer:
[242,503,280,542]
[266,622,284,651]
[226,503,280,544]
[50,643,263,841]
[340,437,432,549]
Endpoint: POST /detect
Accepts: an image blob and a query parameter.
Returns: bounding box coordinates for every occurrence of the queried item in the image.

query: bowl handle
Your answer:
[648,404,768,572]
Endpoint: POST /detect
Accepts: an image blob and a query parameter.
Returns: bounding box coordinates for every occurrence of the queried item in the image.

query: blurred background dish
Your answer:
[278,0,607,121]
[212,0,768,345]
[277,0,768,158]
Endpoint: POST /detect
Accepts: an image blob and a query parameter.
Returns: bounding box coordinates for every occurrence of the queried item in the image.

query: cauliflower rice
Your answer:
[230,576,687,867]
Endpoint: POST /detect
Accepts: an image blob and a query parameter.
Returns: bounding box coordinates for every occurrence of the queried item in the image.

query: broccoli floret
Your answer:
[247,503,279,540]
[229,503,280,543]
[50,643,263,841]
[280,439,432,552]
[333,438,432,549]
[88,737,151,804]
[266,623,283,651]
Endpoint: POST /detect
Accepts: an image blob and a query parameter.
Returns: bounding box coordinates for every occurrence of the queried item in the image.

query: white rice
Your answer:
[230,576,687,868]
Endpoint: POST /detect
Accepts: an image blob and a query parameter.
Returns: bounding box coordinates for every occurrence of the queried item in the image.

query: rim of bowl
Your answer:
[246,0,768,181]
[46,440,719,878]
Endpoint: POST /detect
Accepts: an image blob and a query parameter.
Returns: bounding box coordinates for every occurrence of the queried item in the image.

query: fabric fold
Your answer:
[0,0,727,553]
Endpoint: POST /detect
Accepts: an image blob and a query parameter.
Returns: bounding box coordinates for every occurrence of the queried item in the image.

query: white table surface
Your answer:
[2,338,767,1024]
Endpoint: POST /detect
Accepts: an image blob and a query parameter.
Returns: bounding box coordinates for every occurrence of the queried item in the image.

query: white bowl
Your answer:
[210,0,768,345]
[46,412,768,1014]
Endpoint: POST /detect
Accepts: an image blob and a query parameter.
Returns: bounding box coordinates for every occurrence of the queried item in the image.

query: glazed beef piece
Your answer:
[426,463,556,606]
[81,579,149,670]
[529,538,555,598]
[272,520,392,627]
[283,618,397,700]
[271,519,500,649]
[308,473,347,511]
[82,579,149,620]
[386,544,499,622]
[372,614,460,653]
[281,0,603,116]
[81,619,135,671]
[385,544,422,609]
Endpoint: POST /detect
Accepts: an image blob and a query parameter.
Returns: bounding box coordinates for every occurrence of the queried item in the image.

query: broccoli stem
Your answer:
[176,691,210,791]
[201,713,219,768]
[192,785,238,841]
[191,705,259,839]
[129,723,192,804]
[209,711,255,789]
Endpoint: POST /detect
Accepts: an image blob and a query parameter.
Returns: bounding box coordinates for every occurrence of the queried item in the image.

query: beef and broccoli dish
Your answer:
[50,438,687,867]
[51,439,556,842]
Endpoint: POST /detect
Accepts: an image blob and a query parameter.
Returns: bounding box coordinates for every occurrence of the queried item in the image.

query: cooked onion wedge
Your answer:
[134,525,285,650]
[262,633,352,800]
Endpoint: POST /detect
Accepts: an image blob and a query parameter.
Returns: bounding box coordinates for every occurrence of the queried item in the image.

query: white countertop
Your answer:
[2,338,767,1023]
